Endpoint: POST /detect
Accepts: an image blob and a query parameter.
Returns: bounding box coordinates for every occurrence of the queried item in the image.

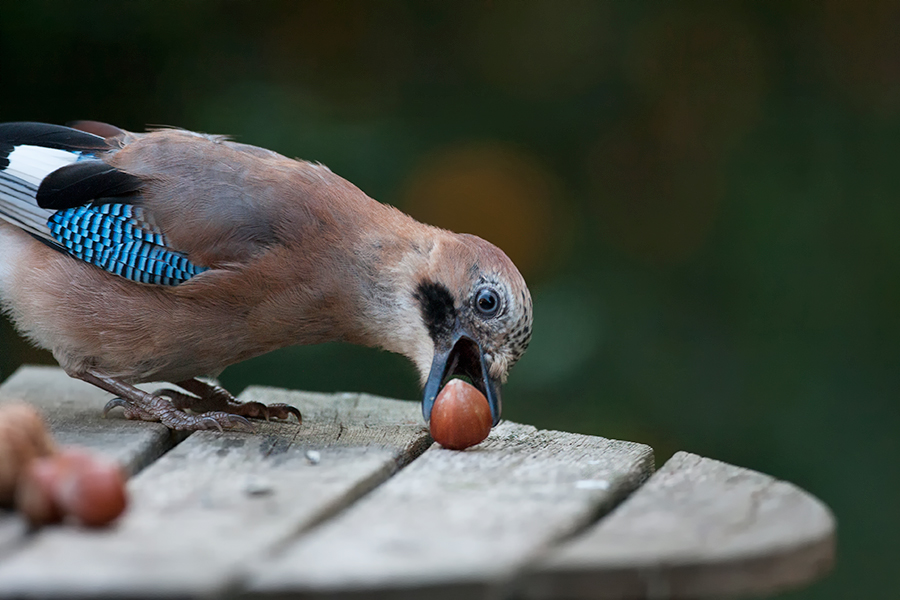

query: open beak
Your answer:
[422,331,502,427]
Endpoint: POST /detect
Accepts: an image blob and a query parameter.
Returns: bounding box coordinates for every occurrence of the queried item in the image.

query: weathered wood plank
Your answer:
[0,366,185,475]
[0,366,186,556]
[521,451,836,599]
[248,422,654,599]
[0,385,432,598]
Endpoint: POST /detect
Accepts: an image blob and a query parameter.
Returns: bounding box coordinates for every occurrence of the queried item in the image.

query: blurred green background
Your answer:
[1,1,896,597]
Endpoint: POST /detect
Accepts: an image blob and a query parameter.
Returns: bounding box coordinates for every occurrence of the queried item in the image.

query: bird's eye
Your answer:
[474,288,501,318]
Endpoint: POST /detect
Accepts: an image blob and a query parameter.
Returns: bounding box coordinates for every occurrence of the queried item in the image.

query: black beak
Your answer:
[422,331,502,427]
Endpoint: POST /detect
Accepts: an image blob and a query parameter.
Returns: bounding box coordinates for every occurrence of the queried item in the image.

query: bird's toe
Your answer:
[196,412,255,433]
[216,400,301,424]
[269,403,302,423]
[102,397,158,422]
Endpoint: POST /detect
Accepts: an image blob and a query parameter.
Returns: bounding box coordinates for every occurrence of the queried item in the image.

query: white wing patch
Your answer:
[5,145,81,187]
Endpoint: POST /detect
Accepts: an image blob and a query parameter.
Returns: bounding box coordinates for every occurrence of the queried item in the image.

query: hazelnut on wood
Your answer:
[429,379,493,450]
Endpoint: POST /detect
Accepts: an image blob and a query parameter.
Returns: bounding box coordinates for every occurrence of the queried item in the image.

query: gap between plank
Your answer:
[215,430,437,598]
[490,445,656,598]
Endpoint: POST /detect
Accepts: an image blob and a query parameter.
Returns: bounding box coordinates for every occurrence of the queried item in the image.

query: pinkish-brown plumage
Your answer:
[0,122,531,430]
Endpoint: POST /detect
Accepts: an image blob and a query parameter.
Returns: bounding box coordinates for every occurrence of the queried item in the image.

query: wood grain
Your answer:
[0,385,432,598]
[249,422,654,599]
[521,451,836,599]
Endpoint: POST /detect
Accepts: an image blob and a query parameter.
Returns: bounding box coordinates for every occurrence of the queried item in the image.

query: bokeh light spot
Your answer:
[401,142,564,278]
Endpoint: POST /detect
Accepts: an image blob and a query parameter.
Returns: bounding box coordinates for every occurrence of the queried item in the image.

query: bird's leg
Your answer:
[164,378,302,423]
[77,369,253,432]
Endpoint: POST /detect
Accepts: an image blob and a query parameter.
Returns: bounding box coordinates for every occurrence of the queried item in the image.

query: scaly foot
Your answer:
[167,378,302,423]
[79,370,254,432]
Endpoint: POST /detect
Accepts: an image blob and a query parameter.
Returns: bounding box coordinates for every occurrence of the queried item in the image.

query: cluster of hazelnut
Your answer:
[0,403,127,527]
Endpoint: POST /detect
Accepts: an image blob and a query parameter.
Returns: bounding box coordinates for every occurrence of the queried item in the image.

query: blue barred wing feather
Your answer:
[47,204,207,286]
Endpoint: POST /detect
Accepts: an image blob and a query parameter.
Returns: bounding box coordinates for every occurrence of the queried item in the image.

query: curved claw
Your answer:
[103,397,158,422]
[197,412,255,433]
[281,405,302,424]
[231,414,256,432]
[102,397,130,418]
[258,403,302,424]
[200,415,225,433]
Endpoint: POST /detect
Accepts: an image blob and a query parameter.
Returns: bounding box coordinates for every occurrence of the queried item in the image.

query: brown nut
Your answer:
[51,448,128,527]
[429,379,493,450]
[16,457,64,526]
[17,449,128,527]
[0,403,55,505]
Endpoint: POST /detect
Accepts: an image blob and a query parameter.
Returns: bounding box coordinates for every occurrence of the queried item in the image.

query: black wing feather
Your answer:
[0,122,109,157]
[37,160,143,209]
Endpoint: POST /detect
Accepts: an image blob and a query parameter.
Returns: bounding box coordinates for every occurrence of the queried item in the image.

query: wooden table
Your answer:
[0,366,835,599]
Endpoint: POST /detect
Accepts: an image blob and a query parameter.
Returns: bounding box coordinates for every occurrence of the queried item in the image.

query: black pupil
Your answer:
[477,290,498,315]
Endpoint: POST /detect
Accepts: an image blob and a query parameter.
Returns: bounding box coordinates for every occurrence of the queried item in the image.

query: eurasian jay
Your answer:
[0,122,532,431]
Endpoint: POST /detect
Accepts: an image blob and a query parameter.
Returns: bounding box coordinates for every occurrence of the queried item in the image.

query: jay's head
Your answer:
[412,233,532,427]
